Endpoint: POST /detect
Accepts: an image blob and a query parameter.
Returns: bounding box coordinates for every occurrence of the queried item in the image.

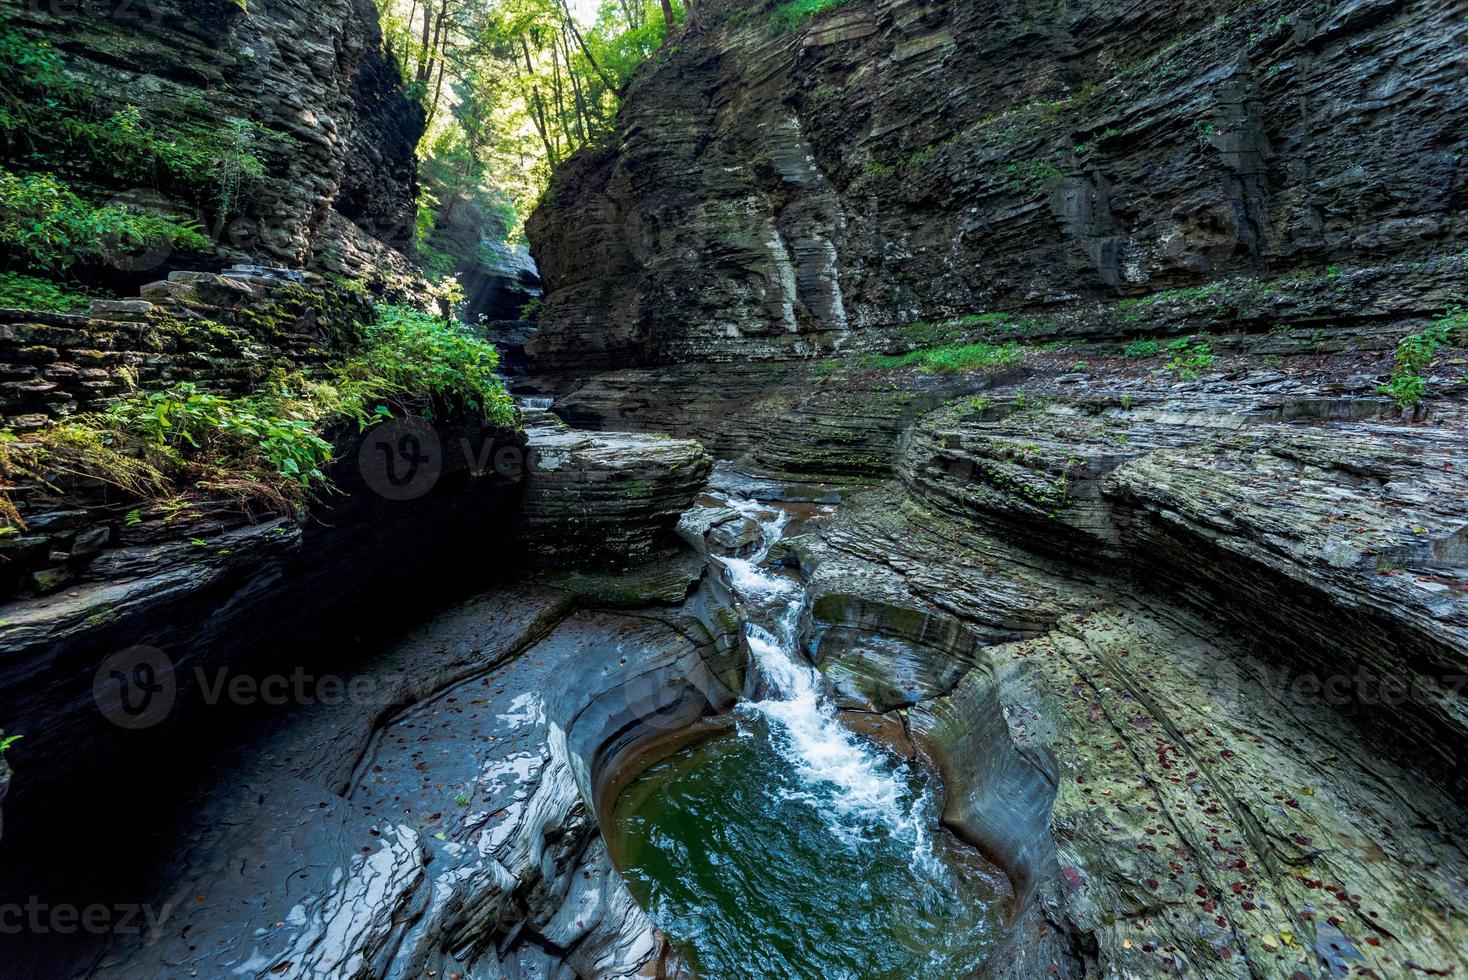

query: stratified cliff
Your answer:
[527,0,1465,368]
[524,1,1468,976]
[1,0,424,282]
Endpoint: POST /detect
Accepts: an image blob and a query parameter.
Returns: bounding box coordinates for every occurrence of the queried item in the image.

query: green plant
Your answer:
[1164,337,1216,380]
[519,296,544,322]
[0,732,20,754]
[1,299,518,527]
[0,271,99,312]
[0,168,211,271]
[863,341,1027,375]
[1124,339,1161,358]
[1378,305,1466,407]
[352,305,516,426]
[1004,159,1065,195]
[105,383,337,487]
[768,0,859,32]
[1,32,278,212]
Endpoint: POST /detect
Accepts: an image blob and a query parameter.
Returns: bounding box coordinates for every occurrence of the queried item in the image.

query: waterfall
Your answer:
[708,487,943,874]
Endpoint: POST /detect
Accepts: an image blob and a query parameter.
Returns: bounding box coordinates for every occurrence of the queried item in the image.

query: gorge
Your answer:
[0,0,1465,978]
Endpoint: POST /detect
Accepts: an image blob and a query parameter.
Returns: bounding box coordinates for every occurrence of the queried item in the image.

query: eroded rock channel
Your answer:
[2,0,1466,976]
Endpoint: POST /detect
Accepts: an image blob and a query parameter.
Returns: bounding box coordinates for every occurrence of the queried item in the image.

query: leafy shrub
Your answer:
[0,272,98,312]
[1379,305,1466,407]
[2,301,518,527]
[1124,339,1161,358]
[105,383,336,487]
[0,169,211,271]
[1164,337,1215,380]
[519,296,544,322]
[769,0,860,32]
[864,341,1026,375]
[353,305,517,426]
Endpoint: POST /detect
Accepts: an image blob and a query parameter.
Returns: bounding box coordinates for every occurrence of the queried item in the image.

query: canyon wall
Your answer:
[522,0,1468,975]
[527,0,1466,368]
[2,0,424,281]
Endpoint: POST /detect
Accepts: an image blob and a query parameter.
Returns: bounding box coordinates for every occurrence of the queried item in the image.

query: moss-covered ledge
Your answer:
[0,265,520,599]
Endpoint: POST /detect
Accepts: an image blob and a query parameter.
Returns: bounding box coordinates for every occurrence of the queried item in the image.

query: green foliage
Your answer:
[0,732,20,754]
[519,296,544,322]
[1124,339,1161,358]
[1379,304,1466,407]
[1,301,517,526]
[1164,337,1215,380]
[438,0,681,218]
[0,271,99,312]
[0,168,210,271]
[0,31,278,213]
[864,342,1026,375]
[768,0,860,32]
[1005,159,1065,195]
[106,383,336,487]
[353,304,516,426]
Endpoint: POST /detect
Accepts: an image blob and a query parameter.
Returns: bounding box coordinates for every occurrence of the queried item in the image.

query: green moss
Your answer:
[1004,159,1065,195]
[0,272,102,312]
[862,341,1027,375]
[768,0,860,32]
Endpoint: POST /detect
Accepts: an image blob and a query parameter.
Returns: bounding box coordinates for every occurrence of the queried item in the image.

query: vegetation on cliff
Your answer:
[0,30,274,288]
[0,299,516,529]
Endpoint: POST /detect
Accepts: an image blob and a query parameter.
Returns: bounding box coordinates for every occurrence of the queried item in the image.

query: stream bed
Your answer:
[606,482,1012,978]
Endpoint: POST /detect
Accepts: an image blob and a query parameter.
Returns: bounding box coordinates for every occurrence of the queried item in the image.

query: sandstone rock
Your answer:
[521,414,714,569]
[795,478,1468,978]
[3,0,423,272]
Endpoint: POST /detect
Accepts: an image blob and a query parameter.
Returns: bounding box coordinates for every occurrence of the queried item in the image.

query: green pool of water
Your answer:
[607,724,1012,979]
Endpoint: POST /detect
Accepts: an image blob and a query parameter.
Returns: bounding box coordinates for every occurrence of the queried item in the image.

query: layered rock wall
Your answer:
[527,0,1466,369]
[2,0,424,279]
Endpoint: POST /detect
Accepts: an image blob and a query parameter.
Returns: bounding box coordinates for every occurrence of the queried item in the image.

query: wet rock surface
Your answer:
[22,559,743,978]
[530,310,1468,976]
[716,350,1464,976]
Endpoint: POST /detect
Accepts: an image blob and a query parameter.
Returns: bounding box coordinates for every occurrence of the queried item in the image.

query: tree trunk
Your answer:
[557,0,621,94]
[560,30,590,146]
[520,35,560,167]
[415,0,434,84]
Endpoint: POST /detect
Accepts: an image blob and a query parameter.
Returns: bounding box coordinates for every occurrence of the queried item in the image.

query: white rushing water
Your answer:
[708,487,941,871]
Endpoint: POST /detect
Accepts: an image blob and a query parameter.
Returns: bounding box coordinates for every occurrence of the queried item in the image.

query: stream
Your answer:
[608,481,1011,979]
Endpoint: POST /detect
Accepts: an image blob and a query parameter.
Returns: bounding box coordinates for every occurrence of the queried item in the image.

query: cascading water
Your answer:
[718,496,938,864]
[609,477,1010,979]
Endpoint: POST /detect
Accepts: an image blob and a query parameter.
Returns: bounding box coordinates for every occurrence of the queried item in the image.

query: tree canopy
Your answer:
[377,0,685,248]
